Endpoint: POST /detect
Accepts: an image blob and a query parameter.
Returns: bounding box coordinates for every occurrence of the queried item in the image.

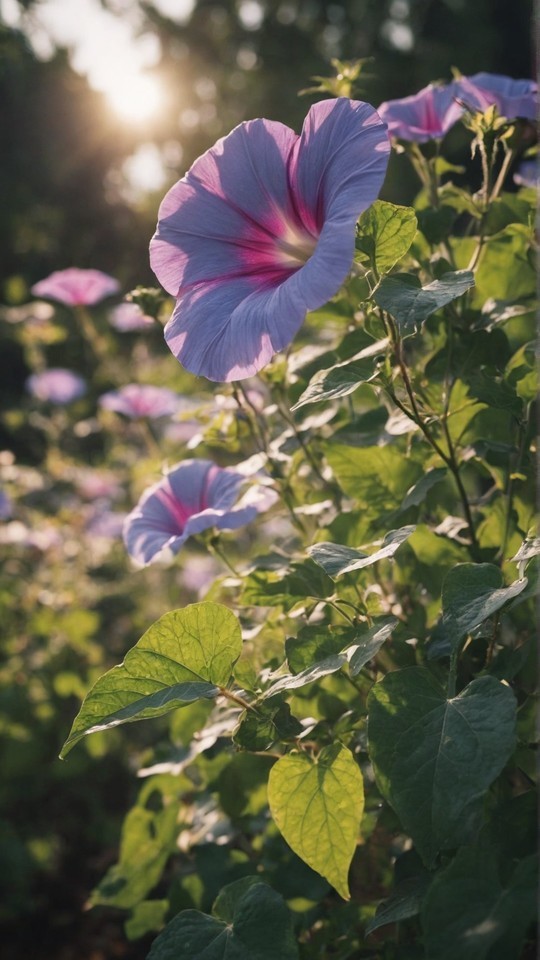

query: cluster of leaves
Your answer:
[56,98,538,958]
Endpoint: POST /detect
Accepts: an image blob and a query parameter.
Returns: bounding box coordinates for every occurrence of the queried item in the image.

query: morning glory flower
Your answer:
[514,159,537,188]
[123,459,275,565]
[150,98,390,382]
[458,73,538,121]
[109,302,155,332]
[99,384,183,420]
[26,368,87,405]
[31,268,120,307]
[378,82,464,142]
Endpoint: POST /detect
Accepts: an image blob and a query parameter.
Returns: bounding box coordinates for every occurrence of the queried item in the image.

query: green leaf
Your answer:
[241,560,334,611]
[92,799,179,909]
[440,563,528,654]
[262,654,348,700]
[233,699,303,751]
[399,467,447,511]
[268,743,364,899]
[308,526,415,578]
[325,444,422,512]
[374,270,475,336]
[346,618,398,676]
[355,200,417,274]
[366,875,430,935]
[60,603,242,756]
[290,339,386,411]
[125,900,168,940]
[368,668,517,866]
[421,849,537,960]
[286,625,347,674]
[147,881,299,960]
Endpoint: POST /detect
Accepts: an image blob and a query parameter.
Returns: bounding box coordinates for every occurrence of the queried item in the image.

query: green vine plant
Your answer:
[60,64,538,960]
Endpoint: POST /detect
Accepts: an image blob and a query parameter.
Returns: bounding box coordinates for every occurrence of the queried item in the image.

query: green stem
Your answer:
[207,535,242,577]
[218,686,257,712]
[384,311,480,558]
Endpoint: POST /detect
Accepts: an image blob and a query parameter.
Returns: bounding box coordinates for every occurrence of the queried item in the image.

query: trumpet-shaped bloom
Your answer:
[109,302,155,332]
[458,73,537,121]
[124,459,274,565]
[31,268,120,306]
[99,384,182,419]
[378,82,464,142]
[150,98,390,382]
[26,368,87,405]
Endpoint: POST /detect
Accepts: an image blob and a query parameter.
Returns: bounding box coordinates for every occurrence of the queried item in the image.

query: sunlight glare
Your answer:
[108,74,163,123]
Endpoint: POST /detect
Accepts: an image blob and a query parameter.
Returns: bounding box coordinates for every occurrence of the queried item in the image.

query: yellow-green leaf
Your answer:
[267,743,364,899]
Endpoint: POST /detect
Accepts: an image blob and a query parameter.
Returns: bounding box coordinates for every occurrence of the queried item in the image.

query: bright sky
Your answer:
[1,0,195,191]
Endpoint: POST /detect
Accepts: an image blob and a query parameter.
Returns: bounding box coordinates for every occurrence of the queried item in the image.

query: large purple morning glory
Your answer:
[150,98,390,382]
[123,459,275,565]
[31,268,120,307]
[459,73,537,122]
[26,368,87,405]
[378,82,465,142]
[99,384,183,420]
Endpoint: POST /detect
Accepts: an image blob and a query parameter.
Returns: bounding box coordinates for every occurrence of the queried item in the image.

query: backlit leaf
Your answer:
[61,603,242,756]
[308,526,415,578]
[355,200,417,274]
[268,743,364,899]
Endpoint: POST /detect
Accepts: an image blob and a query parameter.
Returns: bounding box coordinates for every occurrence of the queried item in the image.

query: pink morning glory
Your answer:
[123,459,275,565]
[31,268,120,307]
[458,73,538,122]
[26,368,87,405]
[99,384,183,420]
[378,82,464,142]
[109,302,155,332]
[150,98,390,382]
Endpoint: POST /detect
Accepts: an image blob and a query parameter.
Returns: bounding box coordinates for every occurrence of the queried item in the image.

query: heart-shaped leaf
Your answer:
[147,880,298,960]
[268,743,364,899]
[374,270,475,335]
[61,603,242,756]
[368,668,516,865]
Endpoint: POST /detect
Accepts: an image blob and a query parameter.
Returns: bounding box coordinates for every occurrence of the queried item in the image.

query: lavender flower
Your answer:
[99,384,182,420]
[26,369,87,405]
[378,82,464,142]
[123,459,275,565]
[459,73,537,122]
[150,98,390,381]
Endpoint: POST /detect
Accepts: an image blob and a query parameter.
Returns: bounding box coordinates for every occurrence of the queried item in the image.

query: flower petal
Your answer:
[160,99,390,381]
[458,73,538,121]
[377,83,463,142]
[31,268,119,306]
[290,97,390,231]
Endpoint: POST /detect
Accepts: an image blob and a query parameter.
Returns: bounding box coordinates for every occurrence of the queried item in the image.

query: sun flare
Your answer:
[107,74,164,124]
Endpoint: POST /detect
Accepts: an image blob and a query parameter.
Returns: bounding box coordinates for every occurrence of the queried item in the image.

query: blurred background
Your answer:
[0,1,535,958]
[0,0,535,296]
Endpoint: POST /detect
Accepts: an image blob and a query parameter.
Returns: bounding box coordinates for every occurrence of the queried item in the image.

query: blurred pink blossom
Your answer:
[109,302,155,332]
[99,384,183,419]
[31,268,120,307]
[26,368,87,405]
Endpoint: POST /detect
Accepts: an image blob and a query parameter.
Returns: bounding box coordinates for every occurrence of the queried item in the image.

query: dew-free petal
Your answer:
[151,98,390,381]
[378,82,464,142]
[31,268,120,306]
[458,73,538,121]
[123,459,272,565]
[26,368,87,405]
[99,384,183,419]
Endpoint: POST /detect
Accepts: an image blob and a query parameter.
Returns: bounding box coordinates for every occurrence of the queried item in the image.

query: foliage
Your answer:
[1,48,537,960]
